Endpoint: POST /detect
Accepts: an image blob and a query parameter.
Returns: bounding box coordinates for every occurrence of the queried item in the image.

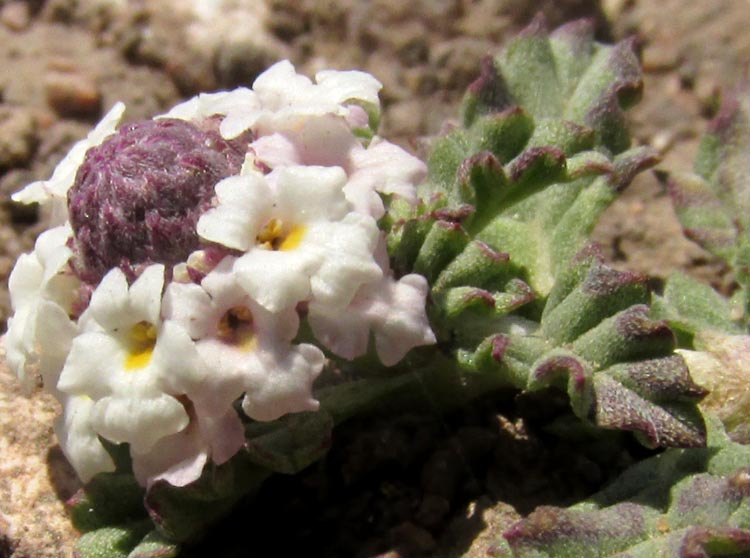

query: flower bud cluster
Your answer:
[6,60,435,487]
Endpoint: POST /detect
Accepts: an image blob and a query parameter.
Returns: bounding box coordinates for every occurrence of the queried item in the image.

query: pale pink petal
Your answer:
[367,274,436,366]
[131,406,244,488]
[251,133,301,168]
[344,138,426,218]
[241,343,324,421]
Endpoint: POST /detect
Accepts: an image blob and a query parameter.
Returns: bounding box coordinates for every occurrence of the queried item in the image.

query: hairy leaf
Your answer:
[665,89,750,326]
[386,18,701,448]
[497,419,750,558]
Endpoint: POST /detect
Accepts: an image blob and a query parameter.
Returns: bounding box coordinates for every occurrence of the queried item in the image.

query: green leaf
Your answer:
[664,171,737,263]
[244,410,334,475]
[75,521,152,558]
[498,419,750,558]
[144,450,270,543]
[652,273,742,342]
[455,250,707,448]
[386,18,698,449]
[127,530,179,558]
[666,89,750,326]
[68,473,146,533]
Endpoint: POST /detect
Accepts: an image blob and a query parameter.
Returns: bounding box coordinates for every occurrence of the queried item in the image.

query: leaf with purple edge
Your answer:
[389,17,656,299]
[456,250,707,448]
[666,89,750,325]
[495,419,750,558]
[652,272,743,344]
[388,14,702,444]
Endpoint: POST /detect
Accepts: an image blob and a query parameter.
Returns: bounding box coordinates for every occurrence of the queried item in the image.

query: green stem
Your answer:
[317,339,546,426]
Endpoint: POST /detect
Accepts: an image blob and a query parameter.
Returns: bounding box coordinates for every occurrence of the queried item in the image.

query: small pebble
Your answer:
[0,1,30,32]
[44,71,102,118]
[642,40,682,73]
[0,107,37,170]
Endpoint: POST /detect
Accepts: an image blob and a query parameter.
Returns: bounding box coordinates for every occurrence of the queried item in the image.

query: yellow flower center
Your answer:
[217,306,257,351]
[256,218,306,251]
[124,321,157,371]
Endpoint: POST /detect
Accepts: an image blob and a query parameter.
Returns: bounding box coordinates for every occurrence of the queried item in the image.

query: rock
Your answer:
[0,358,80,558]
[0,107,37,170]
[0,1,31,31]
[387,21,430,66]
[213,38,279,89]
[643,39,683,72]
[44,70,102,118]
[381,99,425,139]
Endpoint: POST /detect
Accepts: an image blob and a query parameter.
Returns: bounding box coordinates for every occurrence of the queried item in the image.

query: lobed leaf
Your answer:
[496,419,750,558]
[652,273,743,343]
[386,18,701,449]
[456,249,707,448]
[665,89,750,326]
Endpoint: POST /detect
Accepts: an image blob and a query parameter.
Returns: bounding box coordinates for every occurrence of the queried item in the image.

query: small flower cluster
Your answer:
[5,61,435,487]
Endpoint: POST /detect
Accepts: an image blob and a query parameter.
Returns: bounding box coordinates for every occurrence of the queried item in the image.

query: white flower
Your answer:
[219,60,381,139]
[5,225,79,392]
[310,273,435,366]
[12,103,125,225]
[309,238,434,365]
[198,165,382,313]
[55,394,116,483]
[343,138,427,219]
[163,256,324,422]
[249,115,358,170]
[160,88,258,123]
[131,403,244,488]
[57,265,203,453]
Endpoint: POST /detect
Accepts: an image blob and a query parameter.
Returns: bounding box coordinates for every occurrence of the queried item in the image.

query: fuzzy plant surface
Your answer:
[486,48,750,558]
[385,15,706,449]
[494,417,750,558]
[651,86,750,442]
[2,16,715,558]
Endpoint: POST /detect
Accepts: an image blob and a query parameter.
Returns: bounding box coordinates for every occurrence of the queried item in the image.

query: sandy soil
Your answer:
[1,0,749,556]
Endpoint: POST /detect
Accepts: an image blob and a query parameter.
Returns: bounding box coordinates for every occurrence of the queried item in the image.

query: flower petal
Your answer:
[197,173,273,251]
[234,248,316,312]
[162,281,213,340]
[128,264,165,325]
[131,405,244,487]
[304,214,382,308]
[161,88,258,121]
[241,342,324,421]
[274,165,350,222]
[315,68,382,107]
[57,331,124,397]
[55,394,116,483]
[90,390,188,453]
[344,138,426,218]
[88,268,130,331]
[368,274,436,366]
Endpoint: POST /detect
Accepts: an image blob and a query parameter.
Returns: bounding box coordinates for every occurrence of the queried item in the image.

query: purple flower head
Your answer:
[67,117,249,284]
